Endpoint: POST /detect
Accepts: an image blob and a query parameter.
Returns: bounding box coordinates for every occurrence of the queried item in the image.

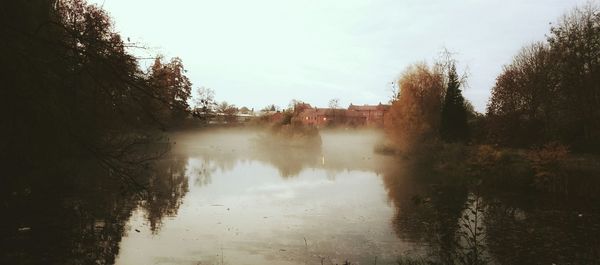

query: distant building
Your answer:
[296,103,391,128]
[296,108,335,127]
[347,103,391,127]
[269,111,285,124]
[236,113,255,123]
[292,103,313,114]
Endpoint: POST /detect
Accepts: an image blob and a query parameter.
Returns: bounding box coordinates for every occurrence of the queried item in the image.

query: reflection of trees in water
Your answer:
[188,144,391,179]
[1,163,135,264]
[181,142,390,179]
[173,129,392,179]
[191,146,240,174]
[382,158,600,264]
[0,156,189,264]
[483,195,600,264]
[139,156,189,233]
[254,146,322,178]
[381,160,469,263]
[190,159,215,187]
[182,142,323,179]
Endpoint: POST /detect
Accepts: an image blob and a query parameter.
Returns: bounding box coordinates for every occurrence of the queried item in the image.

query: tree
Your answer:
[385,63,444,152]
[216,101,238,123]
[440,63,469,142]
[193,87,216,122]
[486,3,600,151]
[194,87,216,112]
[261,104,278,112]
[328,98,340,109]
[147,56,193,125]
[327,98,343,126]
[239,106,251,114]
[547,3,600,150]
[486,43,554,147]
[0,0,204,193]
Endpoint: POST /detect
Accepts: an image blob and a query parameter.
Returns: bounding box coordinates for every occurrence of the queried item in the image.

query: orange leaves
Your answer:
[385,63,444,152]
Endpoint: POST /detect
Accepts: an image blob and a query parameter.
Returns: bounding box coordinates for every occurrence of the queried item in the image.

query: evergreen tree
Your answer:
[440,64,469,142]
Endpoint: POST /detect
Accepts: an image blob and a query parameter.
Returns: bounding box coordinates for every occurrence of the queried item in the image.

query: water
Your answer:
[2,128,600,264]
[115,129,419,264]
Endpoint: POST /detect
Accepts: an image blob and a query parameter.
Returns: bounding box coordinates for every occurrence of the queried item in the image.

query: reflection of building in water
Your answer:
[295,103,391,128]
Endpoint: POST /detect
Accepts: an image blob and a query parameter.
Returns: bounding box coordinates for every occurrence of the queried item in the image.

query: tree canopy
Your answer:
[487,3,600,151]
[0,0,193,176]
[385,63,445,152]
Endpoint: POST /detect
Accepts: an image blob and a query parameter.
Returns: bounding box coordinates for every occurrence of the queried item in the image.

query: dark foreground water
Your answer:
[2,129,600,264]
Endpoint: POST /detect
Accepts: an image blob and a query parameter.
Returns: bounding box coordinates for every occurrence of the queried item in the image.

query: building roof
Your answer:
[299,108,335,115]
[348,103,391,111]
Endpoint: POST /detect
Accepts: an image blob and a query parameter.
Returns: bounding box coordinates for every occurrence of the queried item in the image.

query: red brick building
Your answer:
[295,103,391,128]
[347,103,391,127]
[295,108,335,127]
[269,111,285,123]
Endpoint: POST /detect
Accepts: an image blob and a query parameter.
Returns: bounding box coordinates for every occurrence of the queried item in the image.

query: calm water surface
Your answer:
[3,128,600,264]
[115,129,418,264]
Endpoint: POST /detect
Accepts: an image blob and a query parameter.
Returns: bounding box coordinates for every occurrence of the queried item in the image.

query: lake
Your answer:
[115,129,419,265]
[2,128,600,264]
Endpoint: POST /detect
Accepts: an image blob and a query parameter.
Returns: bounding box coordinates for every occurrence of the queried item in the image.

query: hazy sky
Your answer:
[89,0,589,112]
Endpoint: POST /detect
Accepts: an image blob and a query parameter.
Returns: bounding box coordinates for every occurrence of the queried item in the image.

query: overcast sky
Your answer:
[89,0,589,112]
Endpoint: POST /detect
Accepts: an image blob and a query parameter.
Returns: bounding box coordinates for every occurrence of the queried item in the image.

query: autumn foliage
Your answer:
[385,63,444,152]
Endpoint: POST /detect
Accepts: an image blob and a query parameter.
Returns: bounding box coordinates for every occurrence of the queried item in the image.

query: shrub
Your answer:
[526,142,570,193]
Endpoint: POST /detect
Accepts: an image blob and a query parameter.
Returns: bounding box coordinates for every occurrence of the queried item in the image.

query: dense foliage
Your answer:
[0,0,193,177]
[440,64,469,143]
[487,4,600,152]
[385,63,444,152]
[0,2,195,263]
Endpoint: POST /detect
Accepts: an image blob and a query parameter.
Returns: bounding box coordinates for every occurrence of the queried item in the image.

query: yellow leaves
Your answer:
[385,63,444,153]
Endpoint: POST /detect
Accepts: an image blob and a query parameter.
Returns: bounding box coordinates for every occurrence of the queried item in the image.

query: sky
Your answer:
[89,0,590,112]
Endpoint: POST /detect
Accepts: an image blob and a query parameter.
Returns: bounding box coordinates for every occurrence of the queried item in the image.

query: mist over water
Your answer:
[115,128,419,265]
[3,127,600,264]
[112,128,600,264]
